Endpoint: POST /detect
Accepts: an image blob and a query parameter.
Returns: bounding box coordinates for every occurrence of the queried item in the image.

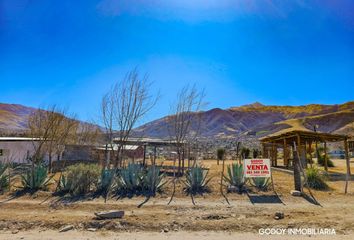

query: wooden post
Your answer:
[304,141,307,169]
[153,146,157,166]
[293,135,302,192]
[143,145,146,166]
[344,139,351,194]
[308,140,313,167]
[324,141,328,172]
[315,137,319,160]
[187,146,191,169]
[262,144,267,158]
[182,148,185,175]
[283,139,288,168]
[271,143,275,167]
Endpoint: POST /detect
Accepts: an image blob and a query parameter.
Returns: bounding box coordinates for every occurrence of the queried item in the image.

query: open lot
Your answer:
[0,159,353,239]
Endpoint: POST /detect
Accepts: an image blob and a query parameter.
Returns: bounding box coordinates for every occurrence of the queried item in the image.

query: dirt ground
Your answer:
[0,159,353,239]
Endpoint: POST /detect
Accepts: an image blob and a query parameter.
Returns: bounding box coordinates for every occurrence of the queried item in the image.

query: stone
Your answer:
[11,230,19,234]
[95,210,125,220]
[274,212,284,220]
[291,190,302,196]
[59,225,74,232]
[87,228,97,232]
[163,228,169,233]
[227,185,238,193]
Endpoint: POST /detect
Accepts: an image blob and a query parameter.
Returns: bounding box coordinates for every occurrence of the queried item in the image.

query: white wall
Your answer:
[0,141,51,164]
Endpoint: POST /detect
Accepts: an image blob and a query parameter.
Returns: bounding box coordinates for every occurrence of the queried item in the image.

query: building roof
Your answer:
[113,137,184,146]
[0,137,41,142]
[96,144,141,151]
[260,129,348,145]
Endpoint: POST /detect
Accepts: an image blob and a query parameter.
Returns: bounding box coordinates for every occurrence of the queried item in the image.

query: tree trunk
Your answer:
[177,149,182,176]
[48,154,52,173]
[182,148,185,175]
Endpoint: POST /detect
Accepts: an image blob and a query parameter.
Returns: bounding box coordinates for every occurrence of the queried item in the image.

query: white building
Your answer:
[0,137,49,163]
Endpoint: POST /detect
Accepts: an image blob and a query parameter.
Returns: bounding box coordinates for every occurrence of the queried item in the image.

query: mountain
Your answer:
[2,101,354,140]
[0,103,100,136]
[0,103,37,134]
[134,101,354,139]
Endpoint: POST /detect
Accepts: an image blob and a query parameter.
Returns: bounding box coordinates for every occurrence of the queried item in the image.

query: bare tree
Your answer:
[75,123,101,146]
[101,87,116,168]
[27,106,78,171]
[168,85,205,174]
[100,69,158,168]
[167,85,205,204]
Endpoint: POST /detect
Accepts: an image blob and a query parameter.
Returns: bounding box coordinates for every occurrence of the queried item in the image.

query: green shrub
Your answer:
[183,165,211,195]
[20,165,53,191]
[251,177,270,191]
[0,163,10,194]
[65,164,101,196]
[317,151,335,167]
[252,149,260,158]
[241,147,251,159]
[216,148,225,165]
[142,165,166,196]
[116,163,144,195]
[306,153,314,164]
[224,163,245,193]
[306,167,329,190]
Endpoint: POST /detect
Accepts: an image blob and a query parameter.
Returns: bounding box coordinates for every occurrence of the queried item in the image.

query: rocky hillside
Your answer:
[1,101,354,139]
[0,103,37,134]
[0,103,99,136]
[133,101,354,139]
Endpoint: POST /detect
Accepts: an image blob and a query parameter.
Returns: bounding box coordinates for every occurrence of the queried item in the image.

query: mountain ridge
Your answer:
[1,101,354,139]
[134,101,354,139]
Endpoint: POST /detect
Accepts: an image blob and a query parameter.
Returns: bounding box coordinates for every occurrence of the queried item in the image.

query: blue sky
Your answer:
[1,0,354,124]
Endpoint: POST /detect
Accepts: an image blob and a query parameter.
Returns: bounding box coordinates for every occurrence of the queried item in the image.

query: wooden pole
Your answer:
[344,139,351,194]
[324,141,328,172]
[262,143,266,158]
[182,148,185,175]
[308,140,313,167]
[293,135,302,192]
[143,145,146,166]
[315,137,319,160]
[153,146,157,166]
[304,141,307,169]
[271,143,275,167]
[283,139,288,168]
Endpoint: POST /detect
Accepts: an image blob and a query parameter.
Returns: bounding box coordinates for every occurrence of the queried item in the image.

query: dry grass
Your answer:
[0,159,353,236]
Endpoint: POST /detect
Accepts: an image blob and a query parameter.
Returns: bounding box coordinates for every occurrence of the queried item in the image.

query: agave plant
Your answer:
[305,167,328,190]
[56,174,71,194]
[97,169,117,200]
[184,166,211,195]
[116,163,144,195]
[0,163,10,194]
[21,164,53,191]
[142,165,166,196]
[251,177,270,191]
[223,163,245,193]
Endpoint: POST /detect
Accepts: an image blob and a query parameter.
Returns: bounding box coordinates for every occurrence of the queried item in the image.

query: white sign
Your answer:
[244,159,271,178]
